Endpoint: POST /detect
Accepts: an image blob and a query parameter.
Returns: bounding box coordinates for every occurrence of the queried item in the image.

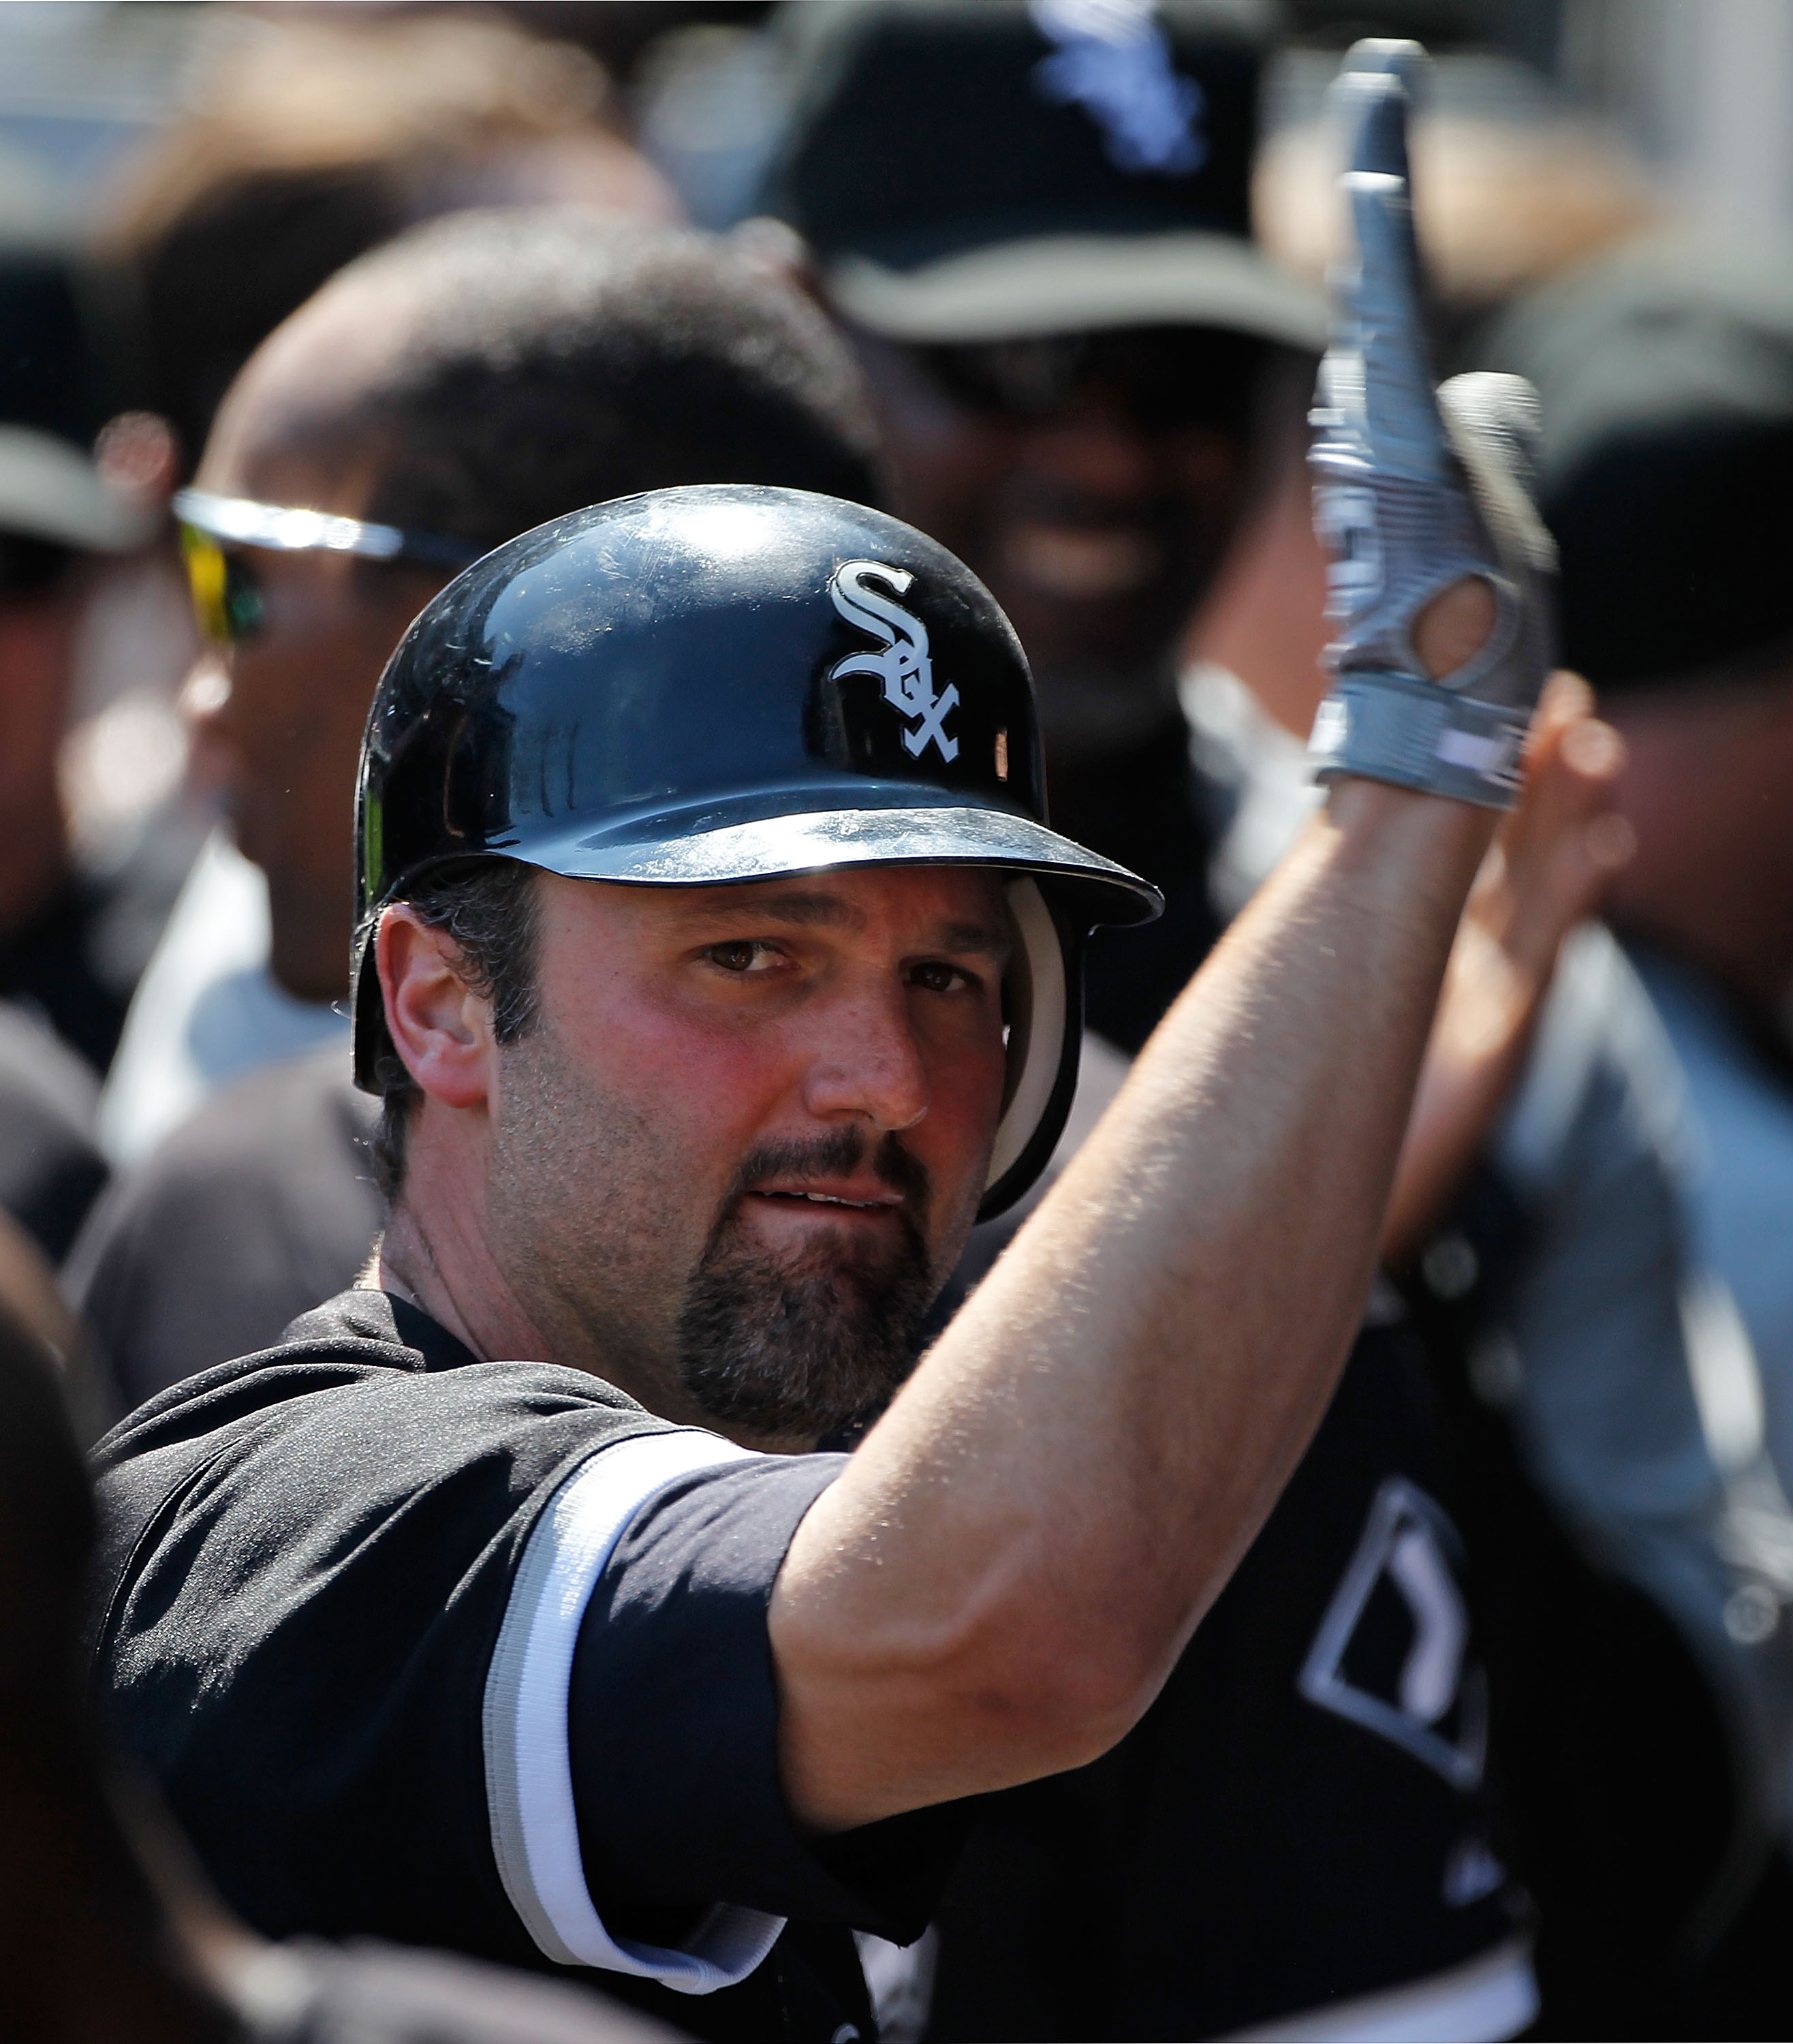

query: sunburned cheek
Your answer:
[915,1037,1009,1178]
[574,995,792,1159]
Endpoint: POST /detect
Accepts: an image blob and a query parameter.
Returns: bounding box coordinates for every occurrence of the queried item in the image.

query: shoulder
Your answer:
[90,1292,665,1617]
[0,999,107,1260]
[95,1299,655,1491]
[67,1052,384,1407]
[89,1305,743,1968]
[80,1046,375,1226]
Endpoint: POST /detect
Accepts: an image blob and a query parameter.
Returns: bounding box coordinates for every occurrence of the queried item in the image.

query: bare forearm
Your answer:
[1380,933,1536,1267]
[773,781,1493,1827]
[1379,681,1632,1267]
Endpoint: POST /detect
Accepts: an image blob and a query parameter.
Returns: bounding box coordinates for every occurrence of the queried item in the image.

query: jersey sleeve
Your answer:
[488,1445,976,1995]
[97,1360,967,2002]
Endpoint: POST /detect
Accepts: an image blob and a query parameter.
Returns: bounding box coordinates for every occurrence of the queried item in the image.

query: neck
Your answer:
[374,1192,546,1368]
[1030,654,1182,774]
[375,1194,740,1440]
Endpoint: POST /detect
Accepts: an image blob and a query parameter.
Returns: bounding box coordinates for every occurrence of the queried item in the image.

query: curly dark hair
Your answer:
[369,859,540,1202]
[318,208,880,557]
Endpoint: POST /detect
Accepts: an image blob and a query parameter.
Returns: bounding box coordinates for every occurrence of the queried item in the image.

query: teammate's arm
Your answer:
[1383,672,1630,1265]
[771,48,1556,1831]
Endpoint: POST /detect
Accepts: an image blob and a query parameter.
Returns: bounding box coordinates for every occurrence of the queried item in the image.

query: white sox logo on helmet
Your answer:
[827,560,960,763]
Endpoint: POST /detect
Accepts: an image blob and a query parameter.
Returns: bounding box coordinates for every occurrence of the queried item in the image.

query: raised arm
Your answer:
[771,46,1563,1833]
[1383,673,1631,1265]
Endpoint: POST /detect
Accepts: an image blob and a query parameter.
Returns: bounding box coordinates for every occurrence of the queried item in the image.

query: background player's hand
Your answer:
[1382,672,1633,1264]
[1307,41,1557,809]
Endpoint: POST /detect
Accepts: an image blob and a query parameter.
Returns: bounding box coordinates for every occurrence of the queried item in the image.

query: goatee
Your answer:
[676,1128,935,1443]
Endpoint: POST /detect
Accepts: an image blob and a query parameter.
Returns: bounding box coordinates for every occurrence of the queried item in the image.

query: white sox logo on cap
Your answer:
[828,560,961,763]
[1030,0,1206,177]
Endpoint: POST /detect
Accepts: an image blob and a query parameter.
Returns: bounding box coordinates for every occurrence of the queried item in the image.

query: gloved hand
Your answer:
[1307,40,1557,809]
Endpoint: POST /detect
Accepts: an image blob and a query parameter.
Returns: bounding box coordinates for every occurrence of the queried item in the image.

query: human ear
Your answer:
[376,905,495,1113]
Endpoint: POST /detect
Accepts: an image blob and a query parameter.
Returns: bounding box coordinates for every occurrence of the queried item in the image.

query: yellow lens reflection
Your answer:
[180,524,232,645]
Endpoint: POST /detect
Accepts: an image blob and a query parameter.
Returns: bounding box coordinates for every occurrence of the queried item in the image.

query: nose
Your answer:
[800,974,931,1135]
[1015,387,1157,503]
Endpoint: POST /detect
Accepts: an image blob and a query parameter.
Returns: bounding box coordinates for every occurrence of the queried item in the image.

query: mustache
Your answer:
[993,472,1195,530]
[723,1125,931,1215]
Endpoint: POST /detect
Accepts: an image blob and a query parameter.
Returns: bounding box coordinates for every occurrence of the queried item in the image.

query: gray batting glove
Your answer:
[1306,42,1556,809]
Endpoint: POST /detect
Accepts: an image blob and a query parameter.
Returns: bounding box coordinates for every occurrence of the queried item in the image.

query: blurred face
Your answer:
[185,439,447,1004]
[475,865,1012,1444]
[1601,673,1793,1008]
[853,326,1266,764]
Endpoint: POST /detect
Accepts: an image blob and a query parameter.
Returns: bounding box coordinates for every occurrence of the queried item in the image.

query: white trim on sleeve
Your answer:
[1216,1936,1538,2043]
[483,1427,784,1995]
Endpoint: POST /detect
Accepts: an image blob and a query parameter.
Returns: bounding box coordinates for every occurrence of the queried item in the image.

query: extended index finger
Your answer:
[1328,44,1450,482]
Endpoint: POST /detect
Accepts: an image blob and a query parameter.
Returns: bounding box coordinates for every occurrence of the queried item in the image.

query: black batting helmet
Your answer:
[354,484,1159,1218]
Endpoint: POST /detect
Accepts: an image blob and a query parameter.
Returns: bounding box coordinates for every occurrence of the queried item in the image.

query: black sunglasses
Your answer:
[912,326,1269,434]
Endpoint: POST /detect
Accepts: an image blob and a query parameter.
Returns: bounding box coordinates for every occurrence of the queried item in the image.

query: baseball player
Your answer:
[91,63,1553,2043]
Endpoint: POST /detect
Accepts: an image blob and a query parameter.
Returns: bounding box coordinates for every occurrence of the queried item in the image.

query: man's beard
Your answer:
[676,1126,936,1444]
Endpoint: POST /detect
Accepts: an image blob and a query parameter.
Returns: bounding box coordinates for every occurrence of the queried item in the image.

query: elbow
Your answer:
[925,1603,1175,1780]
[773,1582,1185,1829]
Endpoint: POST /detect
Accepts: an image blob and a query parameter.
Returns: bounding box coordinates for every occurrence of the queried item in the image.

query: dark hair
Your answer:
[321,208,879,553]
[370,859,540,1202]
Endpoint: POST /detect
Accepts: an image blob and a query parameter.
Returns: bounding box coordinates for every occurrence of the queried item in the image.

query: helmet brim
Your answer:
[498,802,1161,928]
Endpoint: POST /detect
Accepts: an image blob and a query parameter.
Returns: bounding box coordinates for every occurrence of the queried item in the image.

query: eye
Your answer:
[909,960,974,995]
[706,940,781,974]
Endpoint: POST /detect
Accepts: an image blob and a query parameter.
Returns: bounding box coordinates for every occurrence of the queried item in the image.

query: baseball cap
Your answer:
[1480,239,1793,692]
[764,0,1326,350]
[0,244,147,557]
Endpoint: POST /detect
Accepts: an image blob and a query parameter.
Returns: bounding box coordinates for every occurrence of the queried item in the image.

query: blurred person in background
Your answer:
[0,998,107,1271]
[93,7,683,1167]
[1398,243,1793,2039]
[67,208,882,1414]
[0,241,154,1075]
[0,239,155,1276]
[768,0,1328,1057]
[766,9,1623,2038]
[0,1194,112,1444]
[0,1234,686,2044]
[1253,11,1659,367]
[101,7,679,478]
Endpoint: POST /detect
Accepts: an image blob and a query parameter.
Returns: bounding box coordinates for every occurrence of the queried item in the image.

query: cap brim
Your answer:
[825,230,1328,351]
[509,803,1163,928]
[0,427,151,553]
